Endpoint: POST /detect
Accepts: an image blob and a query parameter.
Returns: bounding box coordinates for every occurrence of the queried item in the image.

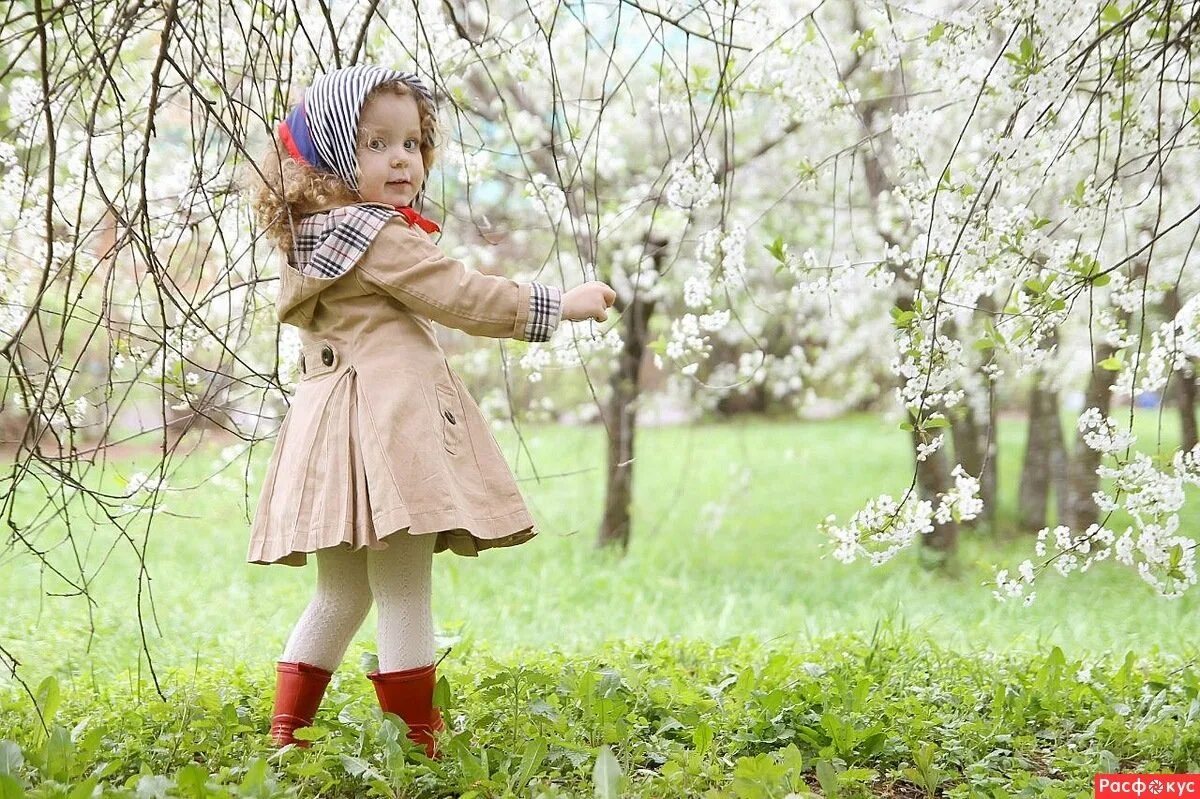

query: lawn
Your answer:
[0,413,1196,797]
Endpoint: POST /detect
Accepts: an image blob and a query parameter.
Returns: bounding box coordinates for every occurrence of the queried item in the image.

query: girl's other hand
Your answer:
[562,281,617,323]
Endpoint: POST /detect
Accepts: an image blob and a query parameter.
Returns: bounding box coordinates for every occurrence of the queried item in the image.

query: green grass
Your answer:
[2,414,1195,683]
[1,630,1197,797]
[1,414,1197,796]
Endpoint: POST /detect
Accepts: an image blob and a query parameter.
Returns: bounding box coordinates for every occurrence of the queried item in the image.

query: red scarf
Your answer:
[394,205,440,234]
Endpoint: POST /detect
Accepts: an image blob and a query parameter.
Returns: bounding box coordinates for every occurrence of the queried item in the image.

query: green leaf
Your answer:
[852,27,876,53]
[926,21,945,44]
[764,237,787,264]
[433,674,451,709]
[0,775,24,799]
[33,677,60,733]
[1099,356,1123,371]
[778,743,805,777]
[1102,3,1123,24]
[841,766,878,783]
[174,764,207,796]
[515,738,547,789]
[291,725,326,742]
[593,744,622,799]
[938,166,954,191]
[1071,179,1087,205]
[923,417,951,429]
[446,735,488,781]
[239,757,269,792]
[67,776,98,799]
[973,337,995,351]
[815,759,840,797]
[1021,36,1035,60]
[692,721,714,755]
[340,755,385,782]
[860,731,887,756]
[40,727,72,783]
[899,421,915,432]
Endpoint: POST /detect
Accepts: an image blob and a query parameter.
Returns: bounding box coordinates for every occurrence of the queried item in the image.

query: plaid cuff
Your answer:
[522,282,562,342]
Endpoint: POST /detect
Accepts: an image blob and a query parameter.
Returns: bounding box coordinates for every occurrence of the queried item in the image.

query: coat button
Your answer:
[443,410,456,425]
[321,345,333,366]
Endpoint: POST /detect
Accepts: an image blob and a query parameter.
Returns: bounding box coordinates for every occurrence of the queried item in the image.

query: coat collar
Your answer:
[295,199,440,233]
[276,203,442,327]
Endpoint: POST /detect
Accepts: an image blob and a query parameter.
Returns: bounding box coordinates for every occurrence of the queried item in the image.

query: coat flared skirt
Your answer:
[247,341,537,567]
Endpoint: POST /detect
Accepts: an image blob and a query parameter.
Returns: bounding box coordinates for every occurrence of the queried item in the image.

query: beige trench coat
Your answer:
[247,203,562,566]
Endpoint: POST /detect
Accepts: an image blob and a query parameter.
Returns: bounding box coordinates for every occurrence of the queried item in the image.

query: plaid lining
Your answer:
[523,282,562,342]
[291,204,396,278]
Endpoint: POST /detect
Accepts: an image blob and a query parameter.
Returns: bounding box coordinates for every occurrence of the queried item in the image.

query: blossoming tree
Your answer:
[0,0,1197,698]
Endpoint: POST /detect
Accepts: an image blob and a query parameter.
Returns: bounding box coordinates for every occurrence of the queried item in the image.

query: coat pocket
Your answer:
[433,384,464,455]
[299,340,339,380]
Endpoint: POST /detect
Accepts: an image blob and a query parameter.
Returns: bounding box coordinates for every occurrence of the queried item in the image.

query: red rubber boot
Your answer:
[367,663,445,758]
[270,661,333,748]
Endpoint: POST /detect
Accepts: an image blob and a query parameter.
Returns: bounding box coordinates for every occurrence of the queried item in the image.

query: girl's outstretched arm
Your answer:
[356,217,561,342]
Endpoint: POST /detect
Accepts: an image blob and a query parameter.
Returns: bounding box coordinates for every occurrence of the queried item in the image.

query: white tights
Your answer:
[280,532,435,673]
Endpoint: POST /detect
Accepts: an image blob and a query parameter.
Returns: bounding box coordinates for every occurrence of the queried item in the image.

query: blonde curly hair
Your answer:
[246,81,439,257]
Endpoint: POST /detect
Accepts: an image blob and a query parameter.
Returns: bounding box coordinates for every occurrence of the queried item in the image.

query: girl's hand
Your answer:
[562,281,617,323]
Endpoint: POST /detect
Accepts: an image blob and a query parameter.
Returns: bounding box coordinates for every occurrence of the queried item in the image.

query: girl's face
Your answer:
[355,91,425,208]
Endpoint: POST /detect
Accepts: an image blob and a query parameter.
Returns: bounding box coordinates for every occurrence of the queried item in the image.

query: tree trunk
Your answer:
[1019,379,1066,533]
[1060,275,1145,531]
[1060,345,1121,531]
[1179,368,1199,452]
[1166,287,1199,452]
[951,392,997,532]
[913,424,958,557]
[597,238,665,551]
[1061,261,1147,530]
[857,97,958,559]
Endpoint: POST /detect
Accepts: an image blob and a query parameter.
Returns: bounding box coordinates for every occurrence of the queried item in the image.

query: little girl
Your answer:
[245,64,615,758]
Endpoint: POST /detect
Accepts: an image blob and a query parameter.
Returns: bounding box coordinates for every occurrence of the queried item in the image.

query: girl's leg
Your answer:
[366,532,436,671]
[281,544,373,672]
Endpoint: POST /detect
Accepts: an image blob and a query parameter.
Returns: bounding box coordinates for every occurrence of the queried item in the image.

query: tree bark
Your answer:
[951,391,997,532]
[913,424,959,556]
[1060,347,1120,531]
[1166,287,1199,452]
[1018,379,1066,533]
[1178,368,1199,452]
[1059,266,1141,531]
[597,237,665,551]
[857,96,959,558]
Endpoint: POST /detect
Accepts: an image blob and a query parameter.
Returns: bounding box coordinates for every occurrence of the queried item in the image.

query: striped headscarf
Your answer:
[278,65,435,192]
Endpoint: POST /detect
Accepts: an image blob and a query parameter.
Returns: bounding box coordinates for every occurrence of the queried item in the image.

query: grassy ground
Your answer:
[2,631,1197,798]
[1,413,1197,796]
[2,414,1195,684]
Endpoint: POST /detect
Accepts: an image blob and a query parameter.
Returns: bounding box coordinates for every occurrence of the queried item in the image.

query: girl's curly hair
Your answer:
[245,80,439,257]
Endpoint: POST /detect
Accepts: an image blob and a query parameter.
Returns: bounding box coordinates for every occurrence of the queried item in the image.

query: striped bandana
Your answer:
[278,65,434,192]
